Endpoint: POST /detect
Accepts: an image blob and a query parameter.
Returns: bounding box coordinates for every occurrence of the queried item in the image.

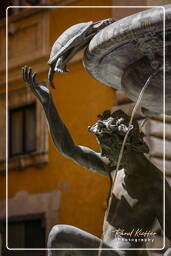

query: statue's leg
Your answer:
[47,225,142,256]
[164,248,171,256]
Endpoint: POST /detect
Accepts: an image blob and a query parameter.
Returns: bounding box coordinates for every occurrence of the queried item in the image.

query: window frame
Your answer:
[9,103,36,158]
[0,86,48,172]
[0,213,46,255]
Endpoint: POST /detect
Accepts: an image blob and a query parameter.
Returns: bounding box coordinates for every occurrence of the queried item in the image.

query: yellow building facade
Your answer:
[0,1,115,251]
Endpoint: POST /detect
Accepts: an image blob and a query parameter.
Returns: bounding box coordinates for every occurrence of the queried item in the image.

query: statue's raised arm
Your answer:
[22,66,110,176]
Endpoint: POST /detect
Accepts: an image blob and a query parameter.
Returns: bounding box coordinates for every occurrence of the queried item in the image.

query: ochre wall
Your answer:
[0,0,116,237]
[147,0,171,5]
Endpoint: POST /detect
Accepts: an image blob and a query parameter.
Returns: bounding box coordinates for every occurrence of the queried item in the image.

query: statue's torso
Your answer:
[102,169,155,248]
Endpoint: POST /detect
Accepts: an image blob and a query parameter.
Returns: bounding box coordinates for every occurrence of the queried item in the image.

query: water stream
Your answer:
[97,69,160,256]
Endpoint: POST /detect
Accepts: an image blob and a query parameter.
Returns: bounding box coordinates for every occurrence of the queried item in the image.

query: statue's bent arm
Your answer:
[45,101,110,175]
[22,66,110,176]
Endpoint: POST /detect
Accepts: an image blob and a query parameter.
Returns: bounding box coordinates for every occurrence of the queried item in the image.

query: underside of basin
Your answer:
[84,5,171,115]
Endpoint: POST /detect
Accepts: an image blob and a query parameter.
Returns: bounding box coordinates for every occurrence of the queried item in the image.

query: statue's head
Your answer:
[88,109,149,168]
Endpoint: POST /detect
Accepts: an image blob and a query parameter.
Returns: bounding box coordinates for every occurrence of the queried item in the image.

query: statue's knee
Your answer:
[164,248,171,256]
[48,224,68,248]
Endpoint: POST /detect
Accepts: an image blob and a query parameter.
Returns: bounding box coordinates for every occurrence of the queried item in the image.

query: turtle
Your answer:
[48,18,115,88]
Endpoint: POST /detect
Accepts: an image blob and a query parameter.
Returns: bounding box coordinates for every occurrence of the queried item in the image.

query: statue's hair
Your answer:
[97,109,139,134]
[88,109,149,155]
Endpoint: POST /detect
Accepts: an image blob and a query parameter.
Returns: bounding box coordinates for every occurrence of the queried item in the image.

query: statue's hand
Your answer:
[22,65,50,104]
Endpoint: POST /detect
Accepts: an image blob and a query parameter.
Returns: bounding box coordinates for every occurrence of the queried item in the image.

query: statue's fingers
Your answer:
[25,66,30,82]
[22,66,26,82]
[22,65,27,82]
[28,67,32,82]
[28,72,37,96]
[32,72,37,86]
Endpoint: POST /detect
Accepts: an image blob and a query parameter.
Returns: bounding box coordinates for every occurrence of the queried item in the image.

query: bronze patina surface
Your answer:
[84,5,171,115]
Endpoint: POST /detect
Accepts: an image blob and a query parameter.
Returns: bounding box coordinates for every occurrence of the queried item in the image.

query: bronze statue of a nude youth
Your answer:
[22,66,171,256]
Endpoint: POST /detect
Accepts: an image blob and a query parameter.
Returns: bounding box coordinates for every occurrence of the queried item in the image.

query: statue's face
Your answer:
[88,110,149,168]
[98,132,126,164]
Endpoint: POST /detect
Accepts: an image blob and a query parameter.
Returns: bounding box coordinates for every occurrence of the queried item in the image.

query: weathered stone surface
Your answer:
[0,190,61,237]
[149,119,171,140]
[84,5,171,115]
[149,137,171,160]
[0,9,50,87]
[151,157,171,176]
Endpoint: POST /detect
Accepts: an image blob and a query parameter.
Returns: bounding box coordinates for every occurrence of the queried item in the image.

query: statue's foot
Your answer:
[47,225,141,256]
[47,224,101,256]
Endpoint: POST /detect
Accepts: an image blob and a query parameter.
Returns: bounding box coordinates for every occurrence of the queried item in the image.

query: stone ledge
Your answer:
[149,118,171,139]
[0,189,61,238]
[0,0,78,28]
[0,86,49,172]
[151,157,171,176]
[0,151,48,174]
[0,9,50,87]
[151,115,171,124]
[149,136,171,160]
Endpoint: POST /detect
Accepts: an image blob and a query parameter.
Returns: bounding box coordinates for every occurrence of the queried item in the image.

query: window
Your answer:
[9,104,36,157]
[1,215,46,256]
[0,86,48,172]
